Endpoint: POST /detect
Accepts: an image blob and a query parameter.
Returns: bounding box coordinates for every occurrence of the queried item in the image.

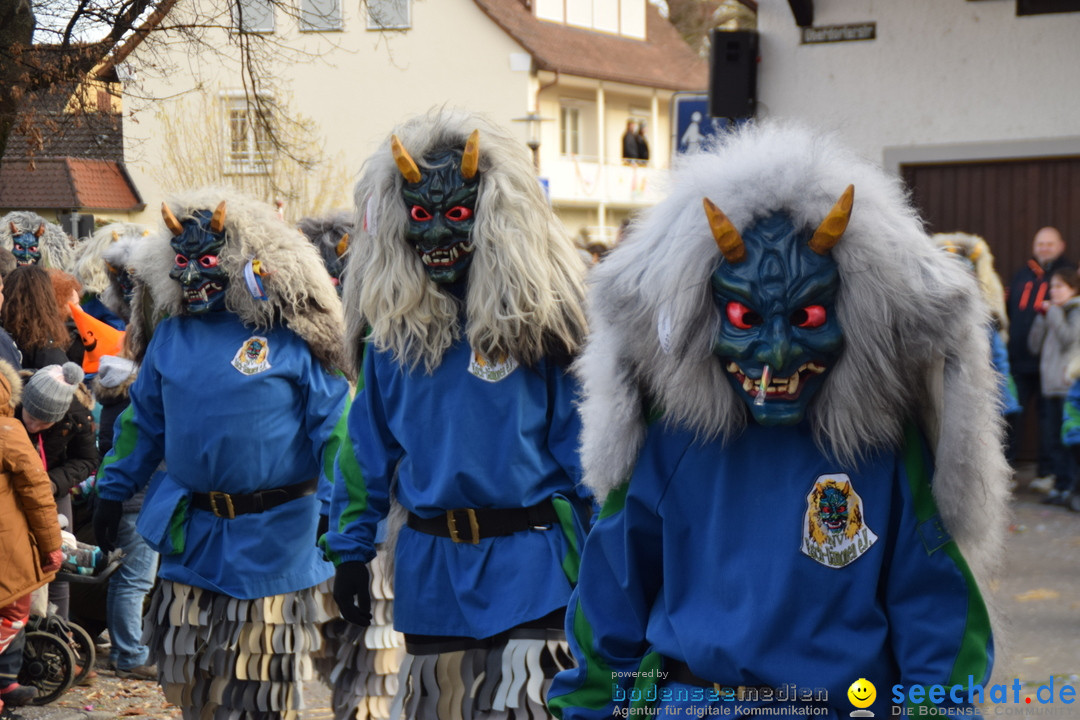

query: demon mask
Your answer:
[706,186,853,426]
[393,131,480,285]
[163,201,229,314]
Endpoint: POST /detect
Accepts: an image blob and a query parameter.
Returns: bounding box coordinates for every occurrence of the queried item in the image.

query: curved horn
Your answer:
[703,198,746,264]
[808,185,854,255]
[210,201,227,234]
[161,202,184,236]
[460,130,480,180]
[8,222,16,235]
[34,223,45,238]
[335,232,349,258]
[111,230,120,242]
[391,135,422,183]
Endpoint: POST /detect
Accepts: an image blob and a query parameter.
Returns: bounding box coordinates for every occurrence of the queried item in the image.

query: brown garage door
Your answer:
[901,155,1080,463]
[901,156,1080,284]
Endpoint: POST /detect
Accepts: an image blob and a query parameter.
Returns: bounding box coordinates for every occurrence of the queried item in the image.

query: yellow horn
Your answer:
[111,230,120,242]
[808,185,854,255]
[703,198,746,264]
[391,135,422,183]
[460,130,480,180]
[162,202,184,236]
[210,201,227,234]
[335,232,349,258]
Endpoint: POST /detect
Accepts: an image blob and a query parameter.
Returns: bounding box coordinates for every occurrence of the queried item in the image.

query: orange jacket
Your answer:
[0,361,61,608]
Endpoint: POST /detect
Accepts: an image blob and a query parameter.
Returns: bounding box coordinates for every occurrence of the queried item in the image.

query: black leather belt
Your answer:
[190,478,318,519]
[406,500,559,544]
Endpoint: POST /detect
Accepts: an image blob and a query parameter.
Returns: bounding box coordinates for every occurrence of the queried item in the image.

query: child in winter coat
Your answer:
[1028,266,1080,503]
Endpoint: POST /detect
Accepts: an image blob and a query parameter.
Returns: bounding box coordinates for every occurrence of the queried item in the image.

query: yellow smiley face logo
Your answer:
[848,678,876,709]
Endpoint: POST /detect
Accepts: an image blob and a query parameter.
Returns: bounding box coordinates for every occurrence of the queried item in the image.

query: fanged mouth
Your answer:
[183,282,224,304]
[420,241,474,267]
[725,361,827,400]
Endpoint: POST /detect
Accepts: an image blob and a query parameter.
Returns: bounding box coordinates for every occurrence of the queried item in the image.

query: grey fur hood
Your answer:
[576,122,1009,588]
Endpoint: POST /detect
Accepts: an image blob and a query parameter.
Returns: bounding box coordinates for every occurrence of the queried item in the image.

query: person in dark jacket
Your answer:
[17,362,99,620]
[1007,226,1072,484]
[91,354,159,680]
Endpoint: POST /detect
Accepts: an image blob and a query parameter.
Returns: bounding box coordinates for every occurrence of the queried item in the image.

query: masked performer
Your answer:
[547,124,1009,719]
[93,187,355,720]
[73,223,150,330]
[0,212,73,269]
[322,108,590,720]
[298,210,351,294]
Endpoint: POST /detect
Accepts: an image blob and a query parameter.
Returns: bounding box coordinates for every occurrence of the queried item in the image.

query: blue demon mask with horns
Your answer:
[706,186,853,426]
[393,130,481,285]
[162,201,229,314]
[9,221,44,266]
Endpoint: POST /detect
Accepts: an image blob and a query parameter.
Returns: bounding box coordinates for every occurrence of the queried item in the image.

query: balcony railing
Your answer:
[544,155,665,206]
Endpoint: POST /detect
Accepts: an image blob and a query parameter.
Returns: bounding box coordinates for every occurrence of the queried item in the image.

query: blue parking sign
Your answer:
[671,93,733,155]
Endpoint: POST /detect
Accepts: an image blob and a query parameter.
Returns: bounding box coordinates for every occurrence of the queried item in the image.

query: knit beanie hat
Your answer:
[23,362,84,423]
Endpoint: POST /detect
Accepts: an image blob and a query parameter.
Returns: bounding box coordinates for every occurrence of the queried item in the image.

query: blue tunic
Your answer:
[548,421,992,719]
[323,340,588,638]
[97,313,350,599]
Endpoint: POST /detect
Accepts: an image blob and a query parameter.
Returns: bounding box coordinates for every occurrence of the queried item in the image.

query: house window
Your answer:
[367,0,410,29]
[225,96,272,175]
[234,0,275,32]
[300,0,342,30]
[560,105,581,156]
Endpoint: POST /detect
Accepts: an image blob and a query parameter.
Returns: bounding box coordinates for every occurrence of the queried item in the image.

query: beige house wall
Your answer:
[122,0,678,245]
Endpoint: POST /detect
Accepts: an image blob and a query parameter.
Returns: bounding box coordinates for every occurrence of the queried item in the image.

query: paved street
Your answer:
[11,467,1079,719]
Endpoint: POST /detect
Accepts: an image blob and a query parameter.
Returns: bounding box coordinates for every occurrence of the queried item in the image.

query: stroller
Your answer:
[18,549,123,705]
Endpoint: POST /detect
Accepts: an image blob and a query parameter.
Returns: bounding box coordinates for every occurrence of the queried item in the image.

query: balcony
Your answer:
[543,155,666,207]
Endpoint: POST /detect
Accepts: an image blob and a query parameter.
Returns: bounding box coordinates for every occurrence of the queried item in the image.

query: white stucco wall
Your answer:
[122,0,532,224]
[757,1,1080,167]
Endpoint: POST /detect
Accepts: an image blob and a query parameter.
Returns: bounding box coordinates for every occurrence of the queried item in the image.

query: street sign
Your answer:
[671,92,734,156]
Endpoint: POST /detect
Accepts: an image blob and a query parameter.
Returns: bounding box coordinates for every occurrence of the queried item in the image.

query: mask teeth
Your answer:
[754,364,772,406]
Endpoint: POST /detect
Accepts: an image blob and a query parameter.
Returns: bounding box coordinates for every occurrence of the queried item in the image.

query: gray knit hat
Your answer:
[23,363,84,423]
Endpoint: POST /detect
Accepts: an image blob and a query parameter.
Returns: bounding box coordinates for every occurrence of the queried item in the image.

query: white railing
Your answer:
[543,155,666,206]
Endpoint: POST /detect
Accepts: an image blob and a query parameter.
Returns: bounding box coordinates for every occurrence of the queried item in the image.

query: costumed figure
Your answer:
[297,210,352,293]
[296,207,402,720]
[547,123,1010,719]
[322,108,591,720]
[935,233,1022,454]
[73,222,150,330]
[93,187,356,720]
[0,212,74,269]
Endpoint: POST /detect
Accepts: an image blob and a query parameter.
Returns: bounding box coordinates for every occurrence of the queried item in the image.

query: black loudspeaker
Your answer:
[788,0,814,27]
[708,30,758,120]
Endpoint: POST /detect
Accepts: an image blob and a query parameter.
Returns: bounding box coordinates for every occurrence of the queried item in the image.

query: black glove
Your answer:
[93,499,124,553]
[333,561,372,627]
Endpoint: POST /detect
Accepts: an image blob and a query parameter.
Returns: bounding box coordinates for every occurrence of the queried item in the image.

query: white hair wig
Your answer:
[0,211,74,270]
[578,122,1009,586]
[74,222,149,299]
[131,186,349,378]
[344,107,588,374]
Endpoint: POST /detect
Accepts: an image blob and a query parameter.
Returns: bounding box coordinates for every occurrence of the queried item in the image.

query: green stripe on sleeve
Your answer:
[901,424,992,694]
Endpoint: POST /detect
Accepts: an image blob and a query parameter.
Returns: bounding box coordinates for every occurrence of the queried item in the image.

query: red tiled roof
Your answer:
[0,157,144,211]
[472,0,708,92]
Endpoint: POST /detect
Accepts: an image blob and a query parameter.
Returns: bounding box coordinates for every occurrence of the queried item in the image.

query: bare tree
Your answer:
[149,91,352,217]
[659,0,757,58]
[0,0,362,183]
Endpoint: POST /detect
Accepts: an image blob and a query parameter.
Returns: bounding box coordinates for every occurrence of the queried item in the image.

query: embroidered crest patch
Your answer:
[232,336,271,375]
[801,474,878,568]
[468,350,518,383]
